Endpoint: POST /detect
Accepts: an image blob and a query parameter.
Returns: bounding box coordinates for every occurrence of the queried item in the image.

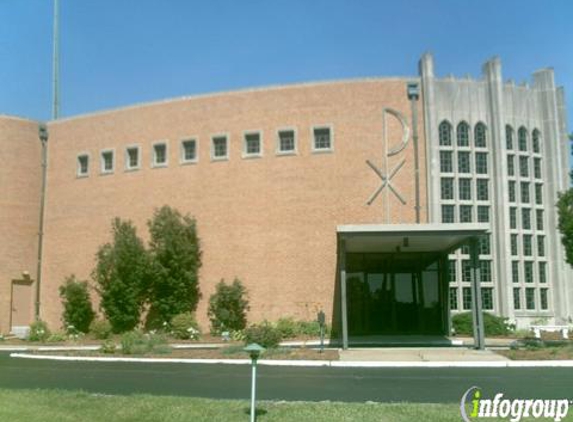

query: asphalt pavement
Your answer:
[1,352,572,403]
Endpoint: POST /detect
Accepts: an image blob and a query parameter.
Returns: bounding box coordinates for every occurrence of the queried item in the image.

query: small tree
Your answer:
[59,275,95,333]
[558,177,573,267]
[93,218,149,333]
[147,206,202,324]
[208,278,249,333]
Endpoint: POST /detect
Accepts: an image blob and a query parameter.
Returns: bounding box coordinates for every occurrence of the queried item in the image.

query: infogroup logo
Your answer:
[460,386,570,422]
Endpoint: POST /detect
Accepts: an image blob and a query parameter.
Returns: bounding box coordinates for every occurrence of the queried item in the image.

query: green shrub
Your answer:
[101,340,116,354]
[275,318,297,339]
[120,330,169,355]
[28,320,51,342]
[452,312,515,336]
[275,318,326,339]
[244,322,282,348]
[208,278,249,333]
[89,319,113,340]
[170,312,200,340]
[59,275,96,334]
[46,332,67,343]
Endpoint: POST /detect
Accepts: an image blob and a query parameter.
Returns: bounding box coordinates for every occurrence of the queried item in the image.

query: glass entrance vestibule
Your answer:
[346,253,446,336]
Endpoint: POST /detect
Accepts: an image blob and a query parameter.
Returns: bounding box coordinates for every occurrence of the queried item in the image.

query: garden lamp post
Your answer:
[244,343,265,422]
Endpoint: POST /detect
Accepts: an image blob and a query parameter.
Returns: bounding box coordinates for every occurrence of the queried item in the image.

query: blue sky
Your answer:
[1,0,572,131]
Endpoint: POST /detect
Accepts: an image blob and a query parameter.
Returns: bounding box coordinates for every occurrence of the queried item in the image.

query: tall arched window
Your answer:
[505,125,514,150]
[475,122,487,148]
[518,127,528,152]
[439,121,452,146]
[457,121,470,147]
[532,129,541,153]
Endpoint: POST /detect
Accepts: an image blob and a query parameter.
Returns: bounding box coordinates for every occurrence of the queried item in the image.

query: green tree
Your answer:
[557,133,573,267]
[59,275,95,333]
[93,218,149,333]
[147,206,202,325]
[208,278,249,333]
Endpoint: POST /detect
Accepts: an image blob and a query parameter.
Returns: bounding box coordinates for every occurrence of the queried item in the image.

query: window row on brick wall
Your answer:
[75,126,333,177]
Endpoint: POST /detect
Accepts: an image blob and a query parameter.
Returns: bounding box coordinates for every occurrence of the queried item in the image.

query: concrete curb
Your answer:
[9,352,573,368]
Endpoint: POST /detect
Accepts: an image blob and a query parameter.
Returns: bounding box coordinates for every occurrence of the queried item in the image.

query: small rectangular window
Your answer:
[458,151,471,173]
[521,208,531,230]
[477,179,489,201]
[537,236,545,257]
[448,260,457,282]
[512,261,519,283]
[510,207,517,229]
[507,155,515,176]
[519,156,529,178]
[153,142,168,167]
[125,146,140,170]
[313,127,332,151]
[243,132,262,157]
[477,206,489,223]
[539,262,547,284]
[77,154,89,177]
[475,152,488,174]
[535,184,543,205]
[462,287,472,310]
[440,151,453,173]
[524,261,534,283]
[540,288,549,310]
[526,287,535,310]
[520,182,530,204]
[480,260,492,283]
[449,287,458,310]
[536,210,544,231]
[441,178,454,200]
[513,287,521,310]
[212,135,229,160]
[534,158,542,179]
[508,181,516,202]
[442,205,455,223]
[181,139,197,163]
[511,234,518,256]
[277,129,296,154]
[458,178,472,200]
[481,288,493,310]
[479,235,490,255]
[462,260,472,282]
[459,205,472,223]
[523,235,532,256]
[101,150,114,174]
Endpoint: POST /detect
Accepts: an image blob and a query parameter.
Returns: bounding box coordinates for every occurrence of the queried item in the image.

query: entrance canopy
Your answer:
[338,223,490,254]
[336,223,490,349]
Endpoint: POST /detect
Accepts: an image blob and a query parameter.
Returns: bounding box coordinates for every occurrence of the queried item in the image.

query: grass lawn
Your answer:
[0,388,520,422]
[498,344,573,360]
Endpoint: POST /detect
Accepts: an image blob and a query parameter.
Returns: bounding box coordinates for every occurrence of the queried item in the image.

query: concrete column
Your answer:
[470,237,485,350]
[483,57,511,319]
[339,238,349,350]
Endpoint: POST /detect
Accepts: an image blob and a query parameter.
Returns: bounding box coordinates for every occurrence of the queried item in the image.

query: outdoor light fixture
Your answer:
[244,343,265,422]
[407,82,420,100]
[35,123,49,321]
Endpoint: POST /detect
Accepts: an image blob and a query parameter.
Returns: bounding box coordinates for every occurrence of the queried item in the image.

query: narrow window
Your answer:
[77,154,89,177]
[532,129,541,153]
[448,260,457,282]
[509,207,517,229]
[440,151,453,173]
[511,234,518,256]
[244,132,261,157]
[457,122,470,147]
[540,288,549,310]
[505,125,514,150]
[475,152,488,174]
[459,205,472,223]
[474,122,487,148]
[536,210,544,231]
[462,260,472,282]
[479,235,490,255]
[153,143,168,167]
[539,262,547,284]
[442,205,455,223]
[520,182,530,204]
[524,261,534,283]
[519,156,529,178]
[458,178,471,200]
[481,288,493,310]
[525,287,535,310]
[518,127,528,151]
[521,208,531,230]
[101,150,114,174]
[477,206,489,223]
[534,158,542,179]
[277,129,296,154]
[458,151,471,173]
[313,127,332,151]
[462,287,472,310]
[480,260,492,282]
[126,146,140,170]
[537,236,545,257]
[212,135,228,160]
[512,261,519,283]
[477,179,489,201]
[449,287,458,310]
[439,121,452,146]
[535,184,543,205]
[181,139,197,163]
[441,178,454,200]
[523,235,532,256]
[513,288,521,310]
[508,181,516,202]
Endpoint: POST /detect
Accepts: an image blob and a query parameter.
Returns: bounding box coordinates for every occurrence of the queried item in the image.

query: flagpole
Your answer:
[52,0,60,120]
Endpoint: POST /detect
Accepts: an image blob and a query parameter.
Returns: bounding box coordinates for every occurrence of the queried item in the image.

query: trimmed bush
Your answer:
[452,312,515,336]
[170,312,200,340]
[208,278,249,333]
[244,323,282,348]
[28,320,50,342]
[59,275,95,334]
[275,318,326,339]
[89,319,113,340]
[120,330,170,355]
[100,340,116,354]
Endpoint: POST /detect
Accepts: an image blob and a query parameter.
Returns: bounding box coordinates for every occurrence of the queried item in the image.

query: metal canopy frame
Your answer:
[337,224,489,350]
